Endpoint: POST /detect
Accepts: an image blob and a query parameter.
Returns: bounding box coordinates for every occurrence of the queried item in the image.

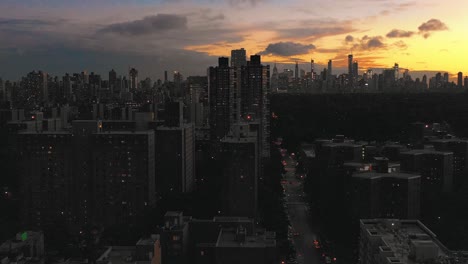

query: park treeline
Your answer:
[271,92,468,150]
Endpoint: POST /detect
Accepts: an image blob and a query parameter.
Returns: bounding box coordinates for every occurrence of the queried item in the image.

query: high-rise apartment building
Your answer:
[90,130,155,227]
[351,169,421,219]
[400,148,453,193]
[17,130,74,229]
[240,55,270,158]
[155,123,195,194]
[220,124,258,218]
[208,57,233,139]
[230,48,247,68]
[430,137,468,187]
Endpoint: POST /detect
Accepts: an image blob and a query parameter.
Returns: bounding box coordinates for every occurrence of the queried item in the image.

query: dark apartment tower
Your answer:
[155,123,195,195]
[400,149,453,194]
[91,130,155,227]
[431,138,468,188]
[218,57,229,67]
[164,70,168,83]
[458,72,463,88]
[17,131,74,230]
[165,101,184,127]
[220,132,258,218]
[351,169,421,220]
[231,48,247,68]
[249,55,261,65]
[71,120,102,228]
[208,57,232,140]
[241,55,270,158]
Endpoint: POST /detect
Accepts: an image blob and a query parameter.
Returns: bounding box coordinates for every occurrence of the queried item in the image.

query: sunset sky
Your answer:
[0,0,466,81]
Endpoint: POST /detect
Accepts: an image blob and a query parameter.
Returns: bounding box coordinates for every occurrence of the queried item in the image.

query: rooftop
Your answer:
[401,148,452,156]
[94,130,154,135]
[353,171,420,180]
[156,123,193,130]
[361,219,451,264]
[95,246,134,264]
[215,229,276,248]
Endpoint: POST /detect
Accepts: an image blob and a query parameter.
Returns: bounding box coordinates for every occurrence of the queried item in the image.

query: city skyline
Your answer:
[0,0,467,81]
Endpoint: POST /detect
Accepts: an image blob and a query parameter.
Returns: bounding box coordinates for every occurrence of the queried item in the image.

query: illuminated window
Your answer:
[172,235,180,241]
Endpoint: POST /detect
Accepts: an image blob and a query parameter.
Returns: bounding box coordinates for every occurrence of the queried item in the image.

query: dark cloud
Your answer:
[99,14,187,35]
[386,29,414,38]
[259,42,315,56]
[349,36,386,51]
[366,36,385,49]
[228,0,266,6]
[418,19,448,38]
[392,40,408,50]
[345,35,354,42]
[418,19,448,32]
[279,26,352,41]
[0,18,54,26]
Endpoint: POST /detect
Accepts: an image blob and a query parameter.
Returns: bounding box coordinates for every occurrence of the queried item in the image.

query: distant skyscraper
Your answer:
[353,62,358,79]
[82,71,89,85]
[109,69,117,94]
[327,60,333,79]
[173,71,184,97]
[443,72,449,83]
[295,61,299,81]
[465,76,468,88]
[348,54,353,78]
[164,70,168,83]
[311,59,315,80]
[231,48,247,68]
[393,63,399,80]
[458,72,463,88]
[40,71,48,103]
[129,68,138,90]
[0,78,3,101]
[422,75,428,89]
[271,63,279,92]
[63,73,72,98]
